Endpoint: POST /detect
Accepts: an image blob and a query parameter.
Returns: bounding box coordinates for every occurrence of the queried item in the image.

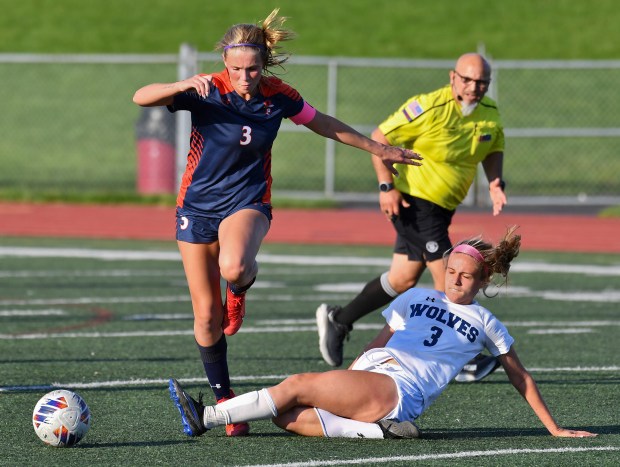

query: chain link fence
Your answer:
[1,47,619,207]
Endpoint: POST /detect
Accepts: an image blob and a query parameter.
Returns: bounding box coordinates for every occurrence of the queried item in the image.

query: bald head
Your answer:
[455,53,491,78]
[450,53,492,109]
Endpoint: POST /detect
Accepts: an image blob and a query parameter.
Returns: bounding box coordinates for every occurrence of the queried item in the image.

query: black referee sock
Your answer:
[197,335,231,401]
[336,275,395,326]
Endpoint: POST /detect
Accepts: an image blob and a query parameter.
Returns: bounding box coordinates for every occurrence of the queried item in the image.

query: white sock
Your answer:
[203,388,278,428]
[314,408,383,439]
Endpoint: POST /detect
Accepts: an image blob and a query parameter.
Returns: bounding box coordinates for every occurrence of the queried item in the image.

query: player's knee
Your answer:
[280,373,317,404]
[219,256,246,283]
[282,372,307,390]
[390,276,418,293]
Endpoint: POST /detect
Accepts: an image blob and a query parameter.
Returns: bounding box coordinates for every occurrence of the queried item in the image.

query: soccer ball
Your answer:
[32,389,91,447]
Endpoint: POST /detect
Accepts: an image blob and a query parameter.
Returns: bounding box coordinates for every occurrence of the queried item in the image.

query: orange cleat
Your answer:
[222,283,246,336]
[217,390,250,437]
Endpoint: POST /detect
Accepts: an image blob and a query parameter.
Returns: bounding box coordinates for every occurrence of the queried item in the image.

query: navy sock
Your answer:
[197,335,230,401]
[229,276,256,295]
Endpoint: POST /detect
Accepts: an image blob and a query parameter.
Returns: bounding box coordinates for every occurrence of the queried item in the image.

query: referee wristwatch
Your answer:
[379,181,394,192]
[498,179,506,191]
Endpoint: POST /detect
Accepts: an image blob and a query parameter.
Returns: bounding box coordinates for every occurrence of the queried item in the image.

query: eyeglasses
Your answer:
[454,70,491,89]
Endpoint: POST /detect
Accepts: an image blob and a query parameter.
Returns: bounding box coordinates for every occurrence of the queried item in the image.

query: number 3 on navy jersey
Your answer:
[424,326,443,347]
[240,125,252,145]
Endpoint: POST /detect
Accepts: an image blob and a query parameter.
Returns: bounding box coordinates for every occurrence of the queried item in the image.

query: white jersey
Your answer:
[376,288,514,412]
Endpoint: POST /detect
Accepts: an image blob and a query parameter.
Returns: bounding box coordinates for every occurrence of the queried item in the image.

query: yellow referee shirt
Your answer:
[378,85,504,210]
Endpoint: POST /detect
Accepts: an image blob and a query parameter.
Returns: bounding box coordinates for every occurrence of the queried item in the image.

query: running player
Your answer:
[133,8,421,437]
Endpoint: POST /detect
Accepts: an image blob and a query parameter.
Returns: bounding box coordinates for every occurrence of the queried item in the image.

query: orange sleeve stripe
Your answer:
[176,127,204,208]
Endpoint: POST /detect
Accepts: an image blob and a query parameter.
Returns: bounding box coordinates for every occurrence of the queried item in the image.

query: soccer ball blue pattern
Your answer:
[32,389,91,447]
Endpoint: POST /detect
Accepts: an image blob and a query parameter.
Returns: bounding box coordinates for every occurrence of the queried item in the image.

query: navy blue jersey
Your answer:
[168,70,305,216]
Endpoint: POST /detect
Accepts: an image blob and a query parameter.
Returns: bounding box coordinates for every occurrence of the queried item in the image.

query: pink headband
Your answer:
[224,43,265,51]
[451,244,485,263]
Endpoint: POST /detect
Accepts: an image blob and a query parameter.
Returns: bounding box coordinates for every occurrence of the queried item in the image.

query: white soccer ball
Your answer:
[32,389,91,447]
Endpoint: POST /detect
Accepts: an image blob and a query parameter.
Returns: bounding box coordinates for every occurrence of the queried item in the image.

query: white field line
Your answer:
[0,295,191,306]
[2,367,619,393]
[317,284,620,303]
[0,269,185,278]
[2,319,619,340]
[1,284,620,307]
[236,447,620,467]
[0,309,66,316]
[1,248,619,305]
[1,246,620,275]
[124,316,620,339]
[0,294,358,306]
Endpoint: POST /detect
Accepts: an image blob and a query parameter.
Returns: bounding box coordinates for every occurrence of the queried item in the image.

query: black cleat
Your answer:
[316,304,352,367]
[377,419,421,439]
[454,354,501,383]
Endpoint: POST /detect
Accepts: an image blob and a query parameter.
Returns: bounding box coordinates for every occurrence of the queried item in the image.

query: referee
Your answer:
[317,53,507,382]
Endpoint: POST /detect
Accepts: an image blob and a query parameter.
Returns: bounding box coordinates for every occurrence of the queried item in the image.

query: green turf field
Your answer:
[1,237,618,465]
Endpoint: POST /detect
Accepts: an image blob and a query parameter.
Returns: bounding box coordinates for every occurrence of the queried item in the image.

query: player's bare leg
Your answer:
[218,209,269,335]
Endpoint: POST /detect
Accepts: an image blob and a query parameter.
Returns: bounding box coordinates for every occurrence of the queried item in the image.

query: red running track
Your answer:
[1,202,619,253]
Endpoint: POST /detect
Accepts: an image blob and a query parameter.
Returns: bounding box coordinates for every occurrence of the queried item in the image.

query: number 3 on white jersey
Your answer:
[240,126,252,145]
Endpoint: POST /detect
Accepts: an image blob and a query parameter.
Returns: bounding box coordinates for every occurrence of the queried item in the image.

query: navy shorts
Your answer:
[176,203,272,244]
[392,194,455,262]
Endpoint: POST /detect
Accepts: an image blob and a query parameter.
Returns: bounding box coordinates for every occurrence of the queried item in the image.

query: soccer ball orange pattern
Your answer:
[32,389,91,447]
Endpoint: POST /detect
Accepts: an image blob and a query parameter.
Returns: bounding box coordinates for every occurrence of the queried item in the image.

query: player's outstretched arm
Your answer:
[499,349,597,438]
[304,110,422,176]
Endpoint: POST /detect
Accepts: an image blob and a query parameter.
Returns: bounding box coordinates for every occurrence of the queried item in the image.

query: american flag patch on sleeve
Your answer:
[402,100,424,122]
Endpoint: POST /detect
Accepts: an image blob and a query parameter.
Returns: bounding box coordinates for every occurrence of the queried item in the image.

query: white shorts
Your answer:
[351,350,424,422]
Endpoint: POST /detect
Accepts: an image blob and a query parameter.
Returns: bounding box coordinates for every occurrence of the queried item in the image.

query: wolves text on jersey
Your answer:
[409,303,480,343]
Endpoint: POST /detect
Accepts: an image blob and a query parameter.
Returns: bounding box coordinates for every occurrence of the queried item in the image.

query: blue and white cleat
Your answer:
[169,378,207,437]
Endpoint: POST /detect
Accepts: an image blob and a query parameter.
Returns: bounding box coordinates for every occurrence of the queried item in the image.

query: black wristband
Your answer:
[379,182,394,192]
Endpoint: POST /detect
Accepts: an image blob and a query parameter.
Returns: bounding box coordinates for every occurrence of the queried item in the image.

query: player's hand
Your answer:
[489,177,507,216]
[379,190,409,222]
[378,146,422,177]
[177,74,213,98]
[551,427,597,438]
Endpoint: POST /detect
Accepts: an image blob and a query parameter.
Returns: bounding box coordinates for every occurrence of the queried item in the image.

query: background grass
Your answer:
[0,0,619,204]
[0,237,619,465]
[2,0,620,58]
[1,57,618,202]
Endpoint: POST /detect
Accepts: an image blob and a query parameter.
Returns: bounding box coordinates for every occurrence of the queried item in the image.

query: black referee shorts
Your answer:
[392,194,455,262]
